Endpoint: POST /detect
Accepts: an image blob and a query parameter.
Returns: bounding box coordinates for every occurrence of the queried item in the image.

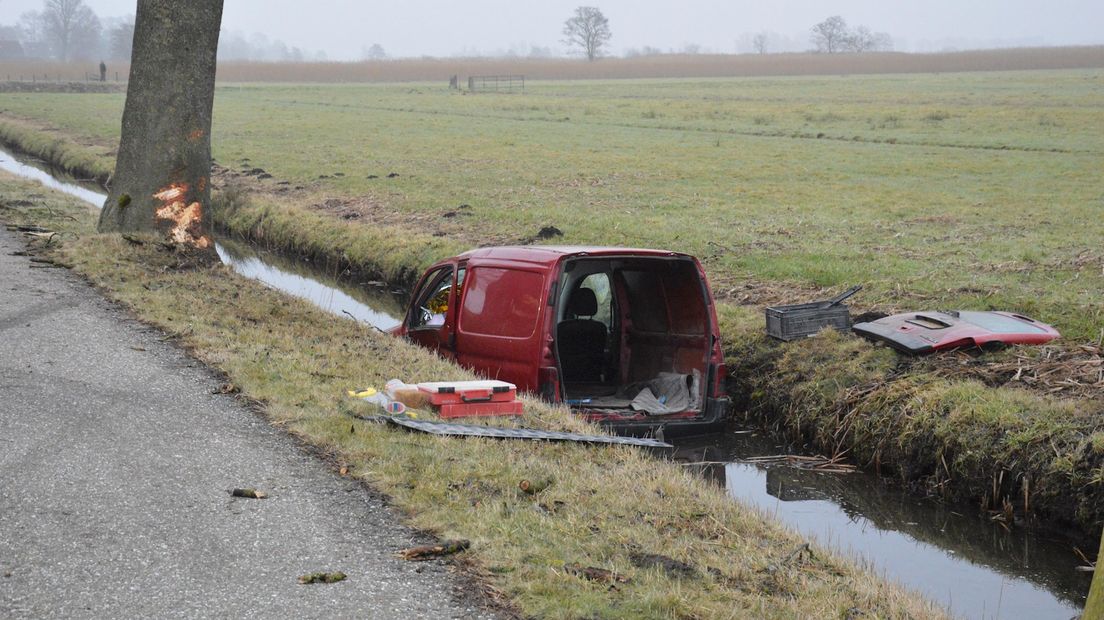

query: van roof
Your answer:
[456,246,690,267]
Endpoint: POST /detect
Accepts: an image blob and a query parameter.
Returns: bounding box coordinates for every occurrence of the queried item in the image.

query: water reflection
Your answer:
[0,147,108,206]
[674,434,1089,620]
[215,237,403,331]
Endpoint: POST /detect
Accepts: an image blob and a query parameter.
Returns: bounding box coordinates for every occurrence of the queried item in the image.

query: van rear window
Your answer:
[459,267,544,338]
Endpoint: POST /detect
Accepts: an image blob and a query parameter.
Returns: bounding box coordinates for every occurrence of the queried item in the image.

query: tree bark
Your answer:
[98,0,223,251]
[1084,531,1104,618]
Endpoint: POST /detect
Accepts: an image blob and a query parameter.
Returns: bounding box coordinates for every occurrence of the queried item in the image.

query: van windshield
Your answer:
[556,257,709,416]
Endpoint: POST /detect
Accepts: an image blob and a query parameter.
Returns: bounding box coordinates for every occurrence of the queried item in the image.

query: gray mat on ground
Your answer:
[383,416,672,448]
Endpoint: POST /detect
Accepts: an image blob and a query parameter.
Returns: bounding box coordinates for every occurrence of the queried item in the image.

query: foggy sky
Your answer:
[3,0,1102,58]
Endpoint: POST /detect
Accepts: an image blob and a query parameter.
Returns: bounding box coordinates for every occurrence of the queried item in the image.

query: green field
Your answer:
[2,69,1102,340]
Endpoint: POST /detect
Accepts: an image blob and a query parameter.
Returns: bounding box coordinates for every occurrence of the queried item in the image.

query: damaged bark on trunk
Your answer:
[98,0,223,251]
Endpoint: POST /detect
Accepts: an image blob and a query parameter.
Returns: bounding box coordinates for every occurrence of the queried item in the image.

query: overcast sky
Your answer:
[3,0,1103,58]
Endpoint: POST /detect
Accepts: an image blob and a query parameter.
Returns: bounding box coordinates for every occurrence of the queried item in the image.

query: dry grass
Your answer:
[2,46,1103,84]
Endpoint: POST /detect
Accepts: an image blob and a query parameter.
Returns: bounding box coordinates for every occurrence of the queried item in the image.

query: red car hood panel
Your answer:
[853,311,1059,354]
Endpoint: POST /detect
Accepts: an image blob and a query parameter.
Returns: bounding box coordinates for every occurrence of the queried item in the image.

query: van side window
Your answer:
[410,267,453,330]
[459,267,543,338]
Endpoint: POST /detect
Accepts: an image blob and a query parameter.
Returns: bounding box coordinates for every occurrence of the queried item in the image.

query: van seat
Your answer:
[558,288,607,382]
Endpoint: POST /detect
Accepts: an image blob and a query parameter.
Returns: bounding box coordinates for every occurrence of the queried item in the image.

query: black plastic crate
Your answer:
[764,286,861,341]
[765,302,851,341]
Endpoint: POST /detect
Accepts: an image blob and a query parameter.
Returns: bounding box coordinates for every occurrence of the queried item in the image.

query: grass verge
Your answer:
[1,175,947,618]
[0,117,113,185]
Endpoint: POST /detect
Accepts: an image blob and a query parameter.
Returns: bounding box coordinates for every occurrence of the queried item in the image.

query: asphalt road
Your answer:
[0,227,496,619]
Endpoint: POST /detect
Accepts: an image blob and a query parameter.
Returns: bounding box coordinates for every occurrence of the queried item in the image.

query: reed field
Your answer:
[2,45,1103,83]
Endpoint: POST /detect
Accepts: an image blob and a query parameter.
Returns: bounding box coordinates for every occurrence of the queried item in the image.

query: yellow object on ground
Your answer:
[346,387,377,398]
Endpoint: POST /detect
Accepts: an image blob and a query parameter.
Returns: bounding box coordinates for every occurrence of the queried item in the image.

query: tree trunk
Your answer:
[98,0,223,252]
[1084,531,1104,618]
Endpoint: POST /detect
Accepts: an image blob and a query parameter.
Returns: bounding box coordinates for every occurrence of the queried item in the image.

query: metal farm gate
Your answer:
[466,74,525,93]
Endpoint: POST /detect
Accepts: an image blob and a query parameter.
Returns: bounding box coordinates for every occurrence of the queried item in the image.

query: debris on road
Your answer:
[298,571,347,584]
[230,488,267,499]
[399,539,470,561]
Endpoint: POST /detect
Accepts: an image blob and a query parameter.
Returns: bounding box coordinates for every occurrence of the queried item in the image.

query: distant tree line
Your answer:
[0,0,323,62]
[219,30,327,62]
[811,16,893,53]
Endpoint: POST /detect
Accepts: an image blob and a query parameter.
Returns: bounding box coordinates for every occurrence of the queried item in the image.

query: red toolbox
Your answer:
[416,380,523,418]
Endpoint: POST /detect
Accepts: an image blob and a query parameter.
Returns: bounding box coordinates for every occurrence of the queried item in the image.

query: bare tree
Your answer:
[562,6,611,61]
[362,43,386,60]
[17,12,52,58]
[106,17,134,61]
[871,31,894,52]
[99,0,224,253]
[752,32,769,55]
[39,0,101,61]
[811,15,848,53]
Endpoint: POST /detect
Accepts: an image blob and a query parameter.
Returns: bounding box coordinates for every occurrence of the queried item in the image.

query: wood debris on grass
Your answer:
[628,552,698,578]
[564,563,631,585]
[519,476,554,495]
[398,539,470,561]
[926,344,1104,400]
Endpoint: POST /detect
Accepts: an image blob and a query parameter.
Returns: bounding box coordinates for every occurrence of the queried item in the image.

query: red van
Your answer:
[392,246,730,437]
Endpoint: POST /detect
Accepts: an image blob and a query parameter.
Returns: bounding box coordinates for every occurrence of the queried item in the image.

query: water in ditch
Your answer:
[0,146,404,331]
[674,434,1090,619]
[0,145,1092,619]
